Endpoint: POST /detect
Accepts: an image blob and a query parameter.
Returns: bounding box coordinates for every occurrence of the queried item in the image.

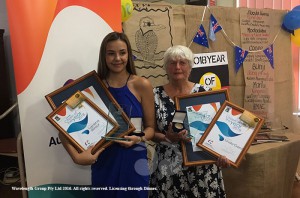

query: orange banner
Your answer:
[7,0,121,94]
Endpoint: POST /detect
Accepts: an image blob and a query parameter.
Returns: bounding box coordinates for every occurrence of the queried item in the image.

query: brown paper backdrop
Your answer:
[124,3,293,131]
[123,3,174,87]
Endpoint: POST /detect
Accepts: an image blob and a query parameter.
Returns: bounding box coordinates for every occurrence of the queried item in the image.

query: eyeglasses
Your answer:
[169,60,189,67]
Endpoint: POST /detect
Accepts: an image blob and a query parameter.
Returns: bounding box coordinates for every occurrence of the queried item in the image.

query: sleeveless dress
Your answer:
[91,76,149,198]
[149,84,226,198]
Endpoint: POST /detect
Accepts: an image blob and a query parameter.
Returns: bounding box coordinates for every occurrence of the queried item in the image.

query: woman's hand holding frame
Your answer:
[45,70,135,153]
[174,89,229,166]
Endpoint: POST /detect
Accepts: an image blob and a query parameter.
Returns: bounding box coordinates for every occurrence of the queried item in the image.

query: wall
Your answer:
[0,0,16,98]
[216,0,236,7]
[0,0,20,137]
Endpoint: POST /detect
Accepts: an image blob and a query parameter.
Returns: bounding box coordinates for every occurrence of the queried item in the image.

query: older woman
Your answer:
[149,45,228,198]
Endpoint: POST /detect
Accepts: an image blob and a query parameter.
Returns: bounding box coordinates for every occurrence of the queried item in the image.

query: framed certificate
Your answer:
[46,91,119,154]
[174,89,229,166]
[197,100,264,167]
[45,70,135,149]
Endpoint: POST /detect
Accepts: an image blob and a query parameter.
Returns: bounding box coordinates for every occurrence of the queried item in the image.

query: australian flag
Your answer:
[209,14,222,41]
[193,24,209,48]
[235,46,248,73]
[263,44,274,69]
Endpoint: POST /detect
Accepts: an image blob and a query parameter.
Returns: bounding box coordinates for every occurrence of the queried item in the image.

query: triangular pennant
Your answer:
[209,14,222,41]
[209,19,216,41]
[235,46,248,72]
[263,44,274,68]
[193,24,209,48]
[132,54,137,61]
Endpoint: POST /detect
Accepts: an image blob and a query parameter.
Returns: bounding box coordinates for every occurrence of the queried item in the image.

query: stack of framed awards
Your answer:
[45,70,135,154]
[174,89,264,168]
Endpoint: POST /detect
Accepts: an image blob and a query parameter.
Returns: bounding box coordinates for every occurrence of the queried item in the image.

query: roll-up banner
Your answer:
[6,1,121,197]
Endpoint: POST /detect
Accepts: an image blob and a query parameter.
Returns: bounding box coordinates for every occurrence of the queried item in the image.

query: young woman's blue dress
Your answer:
[91,78,149,198]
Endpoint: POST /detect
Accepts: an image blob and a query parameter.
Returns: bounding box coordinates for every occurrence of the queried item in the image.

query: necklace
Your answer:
[106,73,131,88]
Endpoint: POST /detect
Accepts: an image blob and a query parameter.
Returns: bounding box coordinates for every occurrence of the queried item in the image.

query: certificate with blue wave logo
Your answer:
[197,101,264,167]
[47,91,119,153]
[186,102,220,152]
[174,89,230,166]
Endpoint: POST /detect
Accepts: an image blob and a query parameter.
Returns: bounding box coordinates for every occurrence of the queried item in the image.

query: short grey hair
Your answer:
[163,45,194,69]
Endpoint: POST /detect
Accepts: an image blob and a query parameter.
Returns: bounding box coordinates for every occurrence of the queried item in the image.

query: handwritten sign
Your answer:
[240,8,275,128]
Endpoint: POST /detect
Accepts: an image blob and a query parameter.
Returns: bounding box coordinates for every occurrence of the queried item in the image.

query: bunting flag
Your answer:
[193,24,209,48]
[263,44,274,68]
[132,54,137,61]
[210,0,216,6]
[235,46,249,72]
[209,14,222,41]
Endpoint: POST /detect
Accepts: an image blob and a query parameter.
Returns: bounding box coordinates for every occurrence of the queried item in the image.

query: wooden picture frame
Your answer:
[45,70,135,150]
[46,91,119,154]
[197,100,264,168]
[174,89,229,166]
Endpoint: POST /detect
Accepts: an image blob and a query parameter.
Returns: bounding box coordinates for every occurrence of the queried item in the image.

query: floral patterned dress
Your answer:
[149,84,226,198]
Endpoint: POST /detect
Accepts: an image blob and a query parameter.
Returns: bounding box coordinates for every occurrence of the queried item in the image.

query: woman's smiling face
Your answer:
[105,39,128,74]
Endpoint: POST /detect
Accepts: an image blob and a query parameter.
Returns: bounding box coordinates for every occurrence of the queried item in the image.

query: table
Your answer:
[222,132,300,198]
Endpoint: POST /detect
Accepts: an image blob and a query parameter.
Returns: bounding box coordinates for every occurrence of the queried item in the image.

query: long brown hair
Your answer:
[97,31,136,79]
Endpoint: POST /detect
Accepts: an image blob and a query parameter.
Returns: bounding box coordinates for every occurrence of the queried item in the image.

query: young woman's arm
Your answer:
[59,133,104,165]
[138,77,155,141]
[117,76,155,147]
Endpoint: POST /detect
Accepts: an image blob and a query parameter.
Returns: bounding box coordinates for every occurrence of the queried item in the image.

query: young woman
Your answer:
[60,32,155,198]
